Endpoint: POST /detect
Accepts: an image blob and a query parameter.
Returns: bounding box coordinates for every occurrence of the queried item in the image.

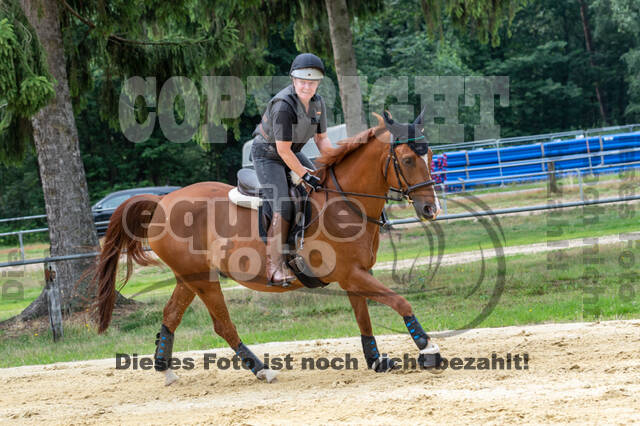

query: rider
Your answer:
[251,53,333,286]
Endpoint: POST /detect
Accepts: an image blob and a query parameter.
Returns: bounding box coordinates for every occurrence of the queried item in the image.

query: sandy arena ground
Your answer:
[1,320,639,425]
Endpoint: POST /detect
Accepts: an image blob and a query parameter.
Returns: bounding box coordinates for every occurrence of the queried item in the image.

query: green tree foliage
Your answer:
[0,151,43,216]
[288,0,384,57]
[0,2,55,163]
[353,0,640,138]
[2,0,640,222]
[355,1,471,79]
[465,0,639,133]
[76,86,218,199]
[58,0,280,133]
[421,0,529,46]
[0,0,286,163]
[594,0,640,120]
[353,0,473,140]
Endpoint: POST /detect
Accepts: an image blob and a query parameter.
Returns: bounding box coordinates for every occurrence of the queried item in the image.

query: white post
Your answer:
[18,232,25,262]
[45,262,63,342]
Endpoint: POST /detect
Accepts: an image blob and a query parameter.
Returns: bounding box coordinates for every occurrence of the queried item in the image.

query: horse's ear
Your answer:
[371,112,384,129]
[413,106,426,126]
[383,110,394,124]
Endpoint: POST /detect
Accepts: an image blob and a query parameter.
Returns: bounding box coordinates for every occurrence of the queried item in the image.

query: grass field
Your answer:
[0,240,637,368]
[0,262,241,322]
[376,200,639,262]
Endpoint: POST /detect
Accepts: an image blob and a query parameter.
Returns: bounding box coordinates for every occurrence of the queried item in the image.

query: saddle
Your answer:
[230,168,329,288]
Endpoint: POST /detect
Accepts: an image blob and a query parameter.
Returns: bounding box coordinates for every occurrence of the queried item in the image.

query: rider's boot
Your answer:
[266,212,295,286]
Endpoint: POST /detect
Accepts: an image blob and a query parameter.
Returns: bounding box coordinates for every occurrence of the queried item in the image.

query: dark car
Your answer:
[92,186,181,236]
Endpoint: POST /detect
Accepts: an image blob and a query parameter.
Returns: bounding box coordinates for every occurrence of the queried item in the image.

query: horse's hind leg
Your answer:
[189,279,278,383]
[346,293,397,373]
[154,278,195,386]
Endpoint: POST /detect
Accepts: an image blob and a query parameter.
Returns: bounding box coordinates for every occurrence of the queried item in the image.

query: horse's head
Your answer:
[374,109,441,221]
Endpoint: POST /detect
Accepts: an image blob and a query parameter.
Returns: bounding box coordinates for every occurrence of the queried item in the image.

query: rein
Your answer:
[294,130,436,250]
[326,167,388,227]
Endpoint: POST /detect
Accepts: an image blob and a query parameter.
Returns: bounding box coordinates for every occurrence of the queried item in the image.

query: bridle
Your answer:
[383,133,436,201]
[316,131,436,228]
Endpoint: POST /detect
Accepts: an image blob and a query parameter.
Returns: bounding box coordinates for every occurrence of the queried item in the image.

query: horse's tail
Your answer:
[94,194,161,333]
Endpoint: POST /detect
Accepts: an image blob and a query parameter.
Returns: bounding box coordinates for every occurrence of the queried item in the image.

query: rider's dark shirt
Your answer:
[272,94,327,142]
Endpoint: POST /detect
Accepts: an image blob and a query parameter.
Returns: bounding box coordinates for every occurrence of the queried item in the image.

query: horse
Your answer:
[93,110,443,385]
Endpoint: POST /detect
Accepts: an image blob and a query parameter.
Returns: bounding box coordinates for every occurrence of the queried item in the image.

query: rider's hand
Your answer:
[302,172,322,191]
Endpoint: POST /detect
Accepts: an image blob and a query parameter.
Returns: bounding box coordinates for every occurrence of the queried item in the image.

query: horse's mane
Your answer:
[315,112,389,169]
[315,127,375,168]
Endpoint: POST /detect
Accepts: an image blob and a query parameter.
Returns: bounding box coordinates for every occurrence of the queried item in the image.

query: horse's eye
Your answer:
[402,157,415,167]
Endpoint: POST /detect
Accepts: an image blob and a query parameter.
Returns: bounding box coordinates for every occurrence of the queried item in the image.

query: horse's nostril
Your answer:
[422,205,432,216]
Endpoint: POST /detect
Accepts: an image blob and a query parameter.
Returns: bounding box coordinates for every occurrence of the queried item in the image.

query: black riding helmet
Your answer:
[289,53,325,80]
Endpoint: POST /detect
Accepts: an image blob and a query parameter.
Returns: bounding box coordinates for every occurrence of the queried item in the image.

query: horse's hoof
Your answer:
[418,341,443,369]
[163,369,179,386]
[372,355,399,373]
[256,368,278,383]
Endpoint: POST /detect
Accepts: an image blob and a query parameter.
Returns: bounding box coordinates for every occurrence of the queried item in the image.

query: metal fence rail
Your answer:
[0,220,110,263]
[2,195,639,270]
[432,160,640,213]
[0,251,101,268]
[387,194,640,225]
[429,123,640,152]
[0,214,47,224]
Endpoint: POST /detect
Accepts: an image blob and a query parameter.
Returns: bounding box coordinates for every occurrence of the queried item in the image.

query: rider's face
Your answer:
[292,78,320,103]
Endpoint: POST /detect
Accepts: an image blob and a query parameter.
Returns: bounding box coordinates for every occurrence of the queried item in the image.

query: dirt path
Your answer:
[373,232,640,271]
[1,320,638,424]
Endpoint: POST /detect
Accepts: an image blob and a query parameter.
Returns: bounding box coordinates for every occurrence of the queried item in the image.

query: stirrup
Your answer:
[267,265,295,288]
[267,278,294,288]
[267,259,295,287]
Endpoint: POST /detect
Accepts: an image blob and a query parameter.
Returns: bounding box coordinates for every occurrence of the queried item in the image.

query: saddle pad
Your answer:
[228,187,262,210]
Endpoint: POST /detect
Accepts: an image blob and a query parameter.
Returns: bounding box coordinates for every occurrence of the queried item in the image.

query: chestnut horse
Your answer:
[94,111,442,385]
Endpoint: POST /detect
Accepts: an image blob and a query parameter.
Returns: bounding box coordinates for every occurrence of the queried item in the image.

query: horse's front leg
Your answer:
[346,292,397,372]
[342,268,442,369]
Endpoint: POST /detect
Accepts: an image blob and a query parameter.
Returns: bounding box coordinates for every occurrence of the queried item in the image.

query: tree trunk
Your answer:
[324,0,366,137]
[17,0,100,320]
[578,0,607,124]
